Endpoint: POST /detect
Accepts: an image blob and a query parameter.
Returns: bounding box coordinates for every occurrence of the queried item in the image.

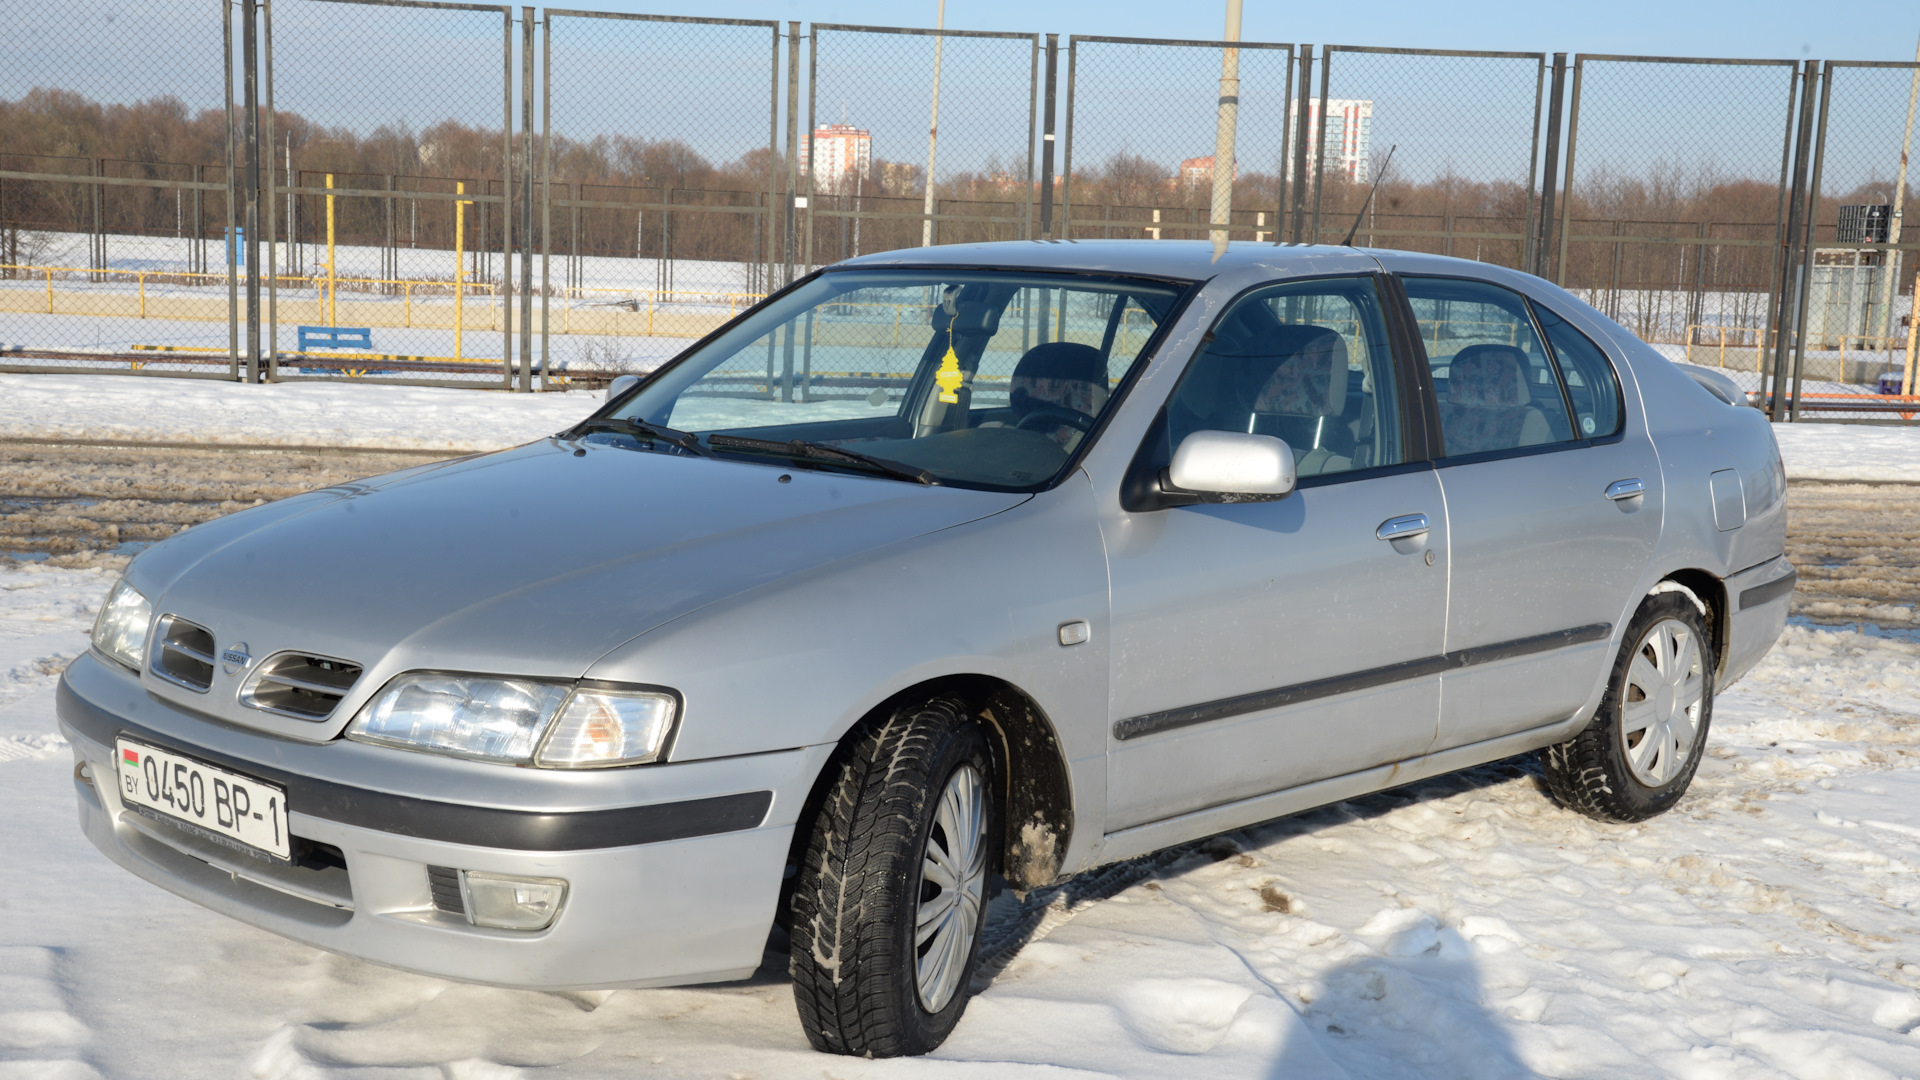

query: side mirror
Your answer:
[605,374,640,401]
[1167,430,1296,502]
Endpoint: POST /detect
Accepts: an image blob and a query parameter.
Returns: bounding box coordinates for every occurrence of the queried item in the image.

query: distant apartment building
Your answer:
[1289,99,1374,183]
[799,124,873,193]
[1177,155,1238,189]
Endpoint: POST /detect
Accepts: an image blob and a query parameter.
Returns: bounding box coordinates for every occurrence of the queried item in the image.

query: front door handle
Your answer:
[1376,513,1431,542]
[1605,478,1646,501]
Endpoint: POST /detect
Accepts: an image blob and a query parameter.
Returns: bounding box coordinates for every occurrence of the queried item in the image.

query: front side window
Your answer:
[609,269,1189,490]
[1402,276,1578,457]
[1160,275,1404,478]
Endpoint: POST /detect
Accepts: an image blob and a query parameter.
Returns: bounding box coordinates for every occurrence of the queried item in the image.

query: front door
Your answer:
[1398,275,1663,753]
[1102,274,1449,833]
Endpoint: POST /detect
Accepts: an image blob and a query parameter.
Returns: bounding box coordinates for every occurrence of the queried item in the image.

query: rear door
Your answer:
[1398,275,1662,753]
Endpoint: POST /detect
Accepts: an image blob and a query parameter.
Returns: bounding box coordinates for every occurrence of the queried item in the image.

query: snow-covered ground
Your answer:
[4,575,1919,1077]
[3,380,1920,1077]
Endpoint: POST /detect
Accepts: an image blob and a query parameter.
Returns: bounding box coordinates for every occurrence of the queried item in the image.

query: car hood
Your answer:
[135,439,1027,719]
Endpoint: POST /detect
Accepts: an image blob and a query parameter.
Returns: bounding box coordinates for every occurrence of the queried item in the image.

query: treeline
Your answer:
[4,89,1913,330]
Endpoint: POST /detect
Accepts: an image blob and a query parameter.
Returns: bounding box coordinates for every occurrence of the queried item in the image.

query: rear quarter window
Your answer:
[1531,301,1624,439]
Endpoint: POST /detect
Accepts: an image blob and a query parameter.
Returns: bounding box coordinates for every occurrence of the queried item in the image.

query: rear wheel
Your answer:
[1542,592,1713,822]
[789,697,993,1057]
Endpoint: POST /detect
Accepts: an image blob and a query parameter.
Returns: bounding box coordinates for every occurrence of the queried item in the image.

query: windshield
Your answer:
[604,268,1190,490]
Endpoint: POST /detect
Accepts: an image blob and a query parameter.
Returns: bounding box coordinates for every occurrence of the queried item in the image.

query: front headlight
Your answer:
[92,579,153,671]
[344,674,676,768]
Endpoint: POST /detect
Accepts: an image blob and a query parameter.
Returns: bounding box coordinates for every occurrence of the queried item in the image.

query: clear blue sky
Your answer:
[575,0,1920,63]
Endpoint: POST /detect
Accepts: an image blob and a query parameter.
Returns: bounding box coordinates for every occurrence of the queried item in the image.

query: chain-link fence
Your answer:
[1061,36,1294,243]
[1,0,239,378]
[1307,47,1546,268]
[540,11,779,388]
[265,0,517,386]
[1555,55,1802,401]
[1769,60,1920,417]
[804,24,1039,266]
[4,4,1915,418]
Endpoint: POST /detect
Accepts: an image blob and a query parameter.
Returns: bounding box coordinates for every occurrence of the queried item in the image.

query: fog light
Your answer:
[459,871,567,931]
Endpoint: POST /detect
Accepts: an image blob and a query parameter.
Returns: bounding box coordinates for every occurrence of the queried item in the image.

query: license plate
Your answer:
[113,738,291,861]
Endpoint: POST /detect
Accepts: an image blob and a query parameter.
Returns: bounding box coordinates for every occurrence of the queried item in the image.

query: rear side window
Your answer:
[1401,276,1578,457]
[1531,302,1623,439]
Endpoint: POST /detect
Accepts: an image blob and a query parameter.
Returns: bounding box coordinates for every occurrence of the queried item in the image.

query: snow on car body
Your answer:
[58,240,1793,1056]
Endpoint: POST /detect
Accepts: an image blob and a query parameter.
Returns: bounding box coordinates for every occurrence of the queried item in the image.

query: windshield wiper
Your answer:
[706,434,936,485]
[570,416,711,457]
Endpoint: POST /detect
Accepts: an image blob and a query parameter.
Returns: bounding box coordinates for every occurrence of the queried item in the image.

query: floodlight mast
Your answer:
[921,0,946,247]
[1209,0,1244,260]
[1877,28,1919,342]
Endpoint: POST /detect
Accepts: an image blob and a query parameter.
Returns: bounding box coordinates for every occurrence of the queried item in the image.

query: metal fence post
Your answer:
[1789,60,1834,419]
[263,0,277,379]
[225,0,239,379]
[784,21,799,287]
[1039,33,1058,238]
[1769,59,1818,420]
[805,25,817,269]
[1060,37,1076,238]
[1023,34,1039,240]
[243,0,261,383]
[540,10,552,389]
[500,7,514,390]
[768,24,781,295]
[519,6,534,392]
[1308,48,1330,244]
[1534,53,1566,278]
[1521,53,1546,273]
[1554,56,1584,288]
[1289,44,1312,243]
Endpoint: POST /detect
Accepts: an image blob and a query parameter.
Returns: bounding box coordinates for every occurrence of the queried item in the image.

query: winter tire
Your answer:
[789,697,993,1057]
[1541,591,1714,823]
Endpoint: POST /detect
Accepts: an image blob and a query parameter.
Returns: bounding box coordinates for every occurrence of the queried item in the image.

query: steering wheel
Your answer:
[1014,405,1096,434]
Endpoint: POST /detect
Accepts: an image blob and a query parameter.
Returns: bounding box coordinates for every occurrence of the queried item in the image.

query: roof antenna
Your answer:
[1341,144,1397,248]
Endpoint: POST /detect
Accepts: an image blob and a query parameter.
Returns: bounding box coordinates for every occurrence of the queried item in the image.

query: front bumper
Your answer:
[59,651,828,990]
[1721,554,1796,689]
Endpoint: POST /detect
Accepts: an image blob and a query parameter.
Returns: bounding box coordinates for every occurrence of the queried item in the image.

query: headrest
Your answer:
[1010,342,1108,417]
[1236,325,1351,418]
[1447,345,1532,408]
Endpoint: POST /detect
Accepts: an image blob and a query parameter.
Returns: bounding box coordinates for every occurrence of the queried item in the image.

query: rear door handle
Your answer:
[1605,478,1646,501]
[1376,513,1431,541]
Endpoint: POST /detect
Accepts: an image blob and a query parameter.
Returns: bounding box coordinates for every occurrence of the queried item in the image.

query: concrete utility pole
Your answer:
[922,0,946,247]
[1209,0,1243,259]
[1879,27,1919,342]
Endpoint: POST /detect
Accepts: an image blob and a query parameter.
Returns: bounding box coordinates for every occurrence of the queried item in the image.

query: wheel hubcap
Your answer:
[1619,617,1704,788]
[915,763,987,1013]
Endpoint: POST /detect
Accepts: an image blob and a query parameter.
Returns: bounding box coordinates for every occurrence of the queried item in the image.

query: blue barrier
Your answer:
[297,326,373,351]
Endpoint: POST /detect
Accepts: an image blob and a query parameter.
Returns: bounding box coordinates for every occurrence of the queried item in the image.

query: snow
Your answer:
[4,372,1920,1076]
[5,566,1920,1076]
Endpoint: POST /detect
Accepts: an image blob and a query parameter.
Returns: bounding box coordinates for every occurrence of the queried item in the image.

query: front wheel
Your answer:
[1541,591,1714,822]
[789,698,993,1057]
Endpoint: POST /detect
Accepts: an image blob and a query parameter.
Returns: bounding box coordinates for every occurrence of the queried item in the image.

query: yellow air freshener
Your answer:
[935,344,964,404]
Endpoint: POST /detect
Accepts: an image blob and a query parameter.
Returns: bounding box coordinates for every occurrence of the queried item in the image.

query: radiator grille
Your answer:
[151,616,216,692]
[240,653,363,721]
[427,865,467,917]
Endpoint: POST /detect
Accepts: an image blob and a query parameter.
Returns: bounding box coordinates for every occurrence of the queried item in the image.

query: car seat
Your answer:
[1231,325,1353,475]
[1001,341,1108,447]
[1437,344,1552,455]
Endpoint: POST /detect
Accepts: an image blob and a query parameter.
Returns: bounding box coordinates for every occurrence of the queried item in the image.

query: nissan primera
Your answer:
[60,241,1793,1056]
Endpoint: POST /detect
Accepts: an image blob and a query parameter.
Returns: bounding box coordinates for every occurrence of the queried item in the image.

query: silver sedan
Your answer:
[60,241,1792,1057]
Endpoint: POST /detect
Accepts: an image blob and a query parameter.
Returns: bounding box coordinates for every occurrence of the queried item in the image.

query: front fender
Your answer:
[584,472,1112,871]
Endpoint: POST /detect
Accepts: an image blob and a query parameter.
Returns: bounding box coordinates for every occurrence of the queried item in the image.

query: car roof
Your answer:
[831,239,1389,281]
[830,239,1552,283]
